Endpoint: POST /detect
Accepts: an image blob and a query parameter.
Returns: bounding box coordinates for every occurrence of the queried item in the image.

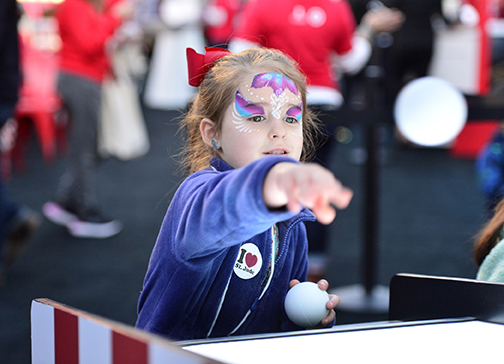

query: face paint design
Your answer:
[286,101,303,121]
[251,73,299,120]
[269,92,287,119]
[251,73,298,96]
[231,73,302,133]
[286,101,303,137]
[231,91,263,133]
[219,73,304,168]
[235,90,265,118]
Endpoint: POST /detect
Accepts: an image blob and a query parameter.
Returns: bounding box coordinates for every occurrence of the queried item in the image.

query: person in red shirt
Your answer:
[230,0,403,107]
[42,0,131,239]
[229,0,403,280]
[203,0,243,48]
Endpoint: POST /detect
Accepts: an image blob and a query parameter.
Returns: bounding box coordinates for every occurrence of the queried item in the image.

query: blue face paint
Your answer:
[235,91,265,118]
[286,101,303,121]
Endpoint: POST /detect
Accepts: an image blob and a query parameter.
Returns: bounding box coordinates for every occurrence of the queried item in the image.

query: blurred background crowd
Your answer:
[2,0,504,362]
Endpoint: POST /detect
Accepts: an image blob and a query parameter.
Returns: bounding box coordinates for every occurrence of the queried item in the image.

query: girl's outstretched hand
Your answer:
[289,279,340,327]
[263,162,353,224]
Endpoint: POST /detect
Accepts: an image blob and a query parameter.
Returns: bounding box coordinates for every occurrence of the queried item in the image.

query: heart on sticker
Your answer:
[245,253,258,267]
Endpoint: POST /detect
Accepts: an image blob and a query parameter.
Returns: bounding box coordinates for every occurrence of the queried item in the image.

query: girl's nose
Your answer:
[269,118,287,139]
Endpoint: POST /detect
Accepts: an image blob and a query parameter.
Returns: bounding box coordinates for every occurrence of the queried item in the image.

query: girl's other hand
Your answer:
[288,279,340,327]
[316,279,339,326]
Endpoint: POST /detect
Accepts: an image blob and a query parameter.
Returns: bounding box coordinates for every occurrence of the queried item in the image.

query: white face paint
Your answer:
[231,91,261,133]
[270,91,288,120]
[216,72,304,169]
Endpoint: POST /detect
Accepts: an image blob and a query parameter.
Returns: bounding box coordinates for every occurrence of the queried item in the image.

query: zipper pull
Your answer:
[260,268,271,287]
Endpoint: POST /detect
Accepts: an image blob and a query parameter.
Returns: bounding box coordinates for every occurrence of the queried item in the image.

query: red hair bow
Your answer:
[187,47,231,87]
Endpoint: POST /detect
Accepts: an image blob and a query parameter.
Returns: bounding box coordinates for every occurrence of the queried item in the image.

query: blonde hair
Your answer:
[180,48,321,175]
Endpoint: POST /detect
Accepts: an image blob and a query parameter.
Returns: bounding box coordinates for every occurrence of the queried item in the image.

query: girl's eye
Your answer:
[284,116,299,124]
[248,115,265,122]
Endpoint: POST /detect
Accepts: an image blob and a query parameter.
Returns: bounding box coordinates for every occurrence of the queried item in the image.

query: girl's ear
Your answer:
[200,118,218,149]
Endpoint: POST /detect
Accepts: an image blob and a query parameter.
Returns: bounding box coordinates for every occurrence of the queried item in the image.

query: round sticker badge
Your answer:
[234,243,262,279]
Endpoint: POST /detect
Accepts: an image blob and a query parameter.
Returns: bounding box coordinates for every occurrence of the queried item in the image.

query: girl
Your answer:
[474,198,504,282]
[136,47,353,340]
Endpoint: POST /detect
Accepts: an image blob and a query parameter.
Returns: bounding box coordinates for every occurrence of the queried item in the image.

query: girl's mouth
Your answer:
[265,150,287,155]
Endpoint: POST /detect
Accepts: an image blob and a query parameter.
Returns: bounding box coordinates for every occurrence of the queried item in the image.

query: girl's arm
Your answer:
[173,157,299,259]
[173,158,352,259]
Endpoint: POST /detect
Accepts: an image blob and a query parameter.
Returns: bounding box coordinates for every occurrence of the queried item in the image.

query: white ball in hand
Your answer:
[284,281,330,328]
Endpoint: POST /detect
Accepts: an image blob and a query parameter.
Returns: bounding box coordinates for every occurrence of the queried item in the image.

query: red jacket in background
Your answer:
[56,0,121,83]
[204,0,242,46]
[233,0,356,89]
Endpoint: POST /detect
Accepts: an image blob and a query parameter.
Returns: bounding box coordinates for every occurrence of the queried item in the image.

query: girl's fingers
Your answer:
[330,187,353,209]
[289,279,300,288]
[268,163,353,222]
[286,199,302,214]
[317,279,329,290]
[327,294,340,309]
[313,204,336,225]
[320,310,335,326]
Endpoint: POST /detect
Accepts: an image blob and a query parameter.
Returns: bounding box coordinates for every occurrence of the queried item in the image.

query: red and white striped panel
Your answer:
[31,299,219,364]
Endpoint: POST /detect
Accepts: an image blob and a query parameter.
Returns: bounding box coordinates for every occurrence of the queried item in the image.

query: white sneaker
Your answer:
[42,202,77,226]
[67,219,123,239]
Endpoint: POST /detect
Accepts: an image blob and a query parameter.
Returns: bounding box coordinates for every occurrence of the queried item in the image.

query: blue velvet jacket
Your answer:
[136,156,316,341]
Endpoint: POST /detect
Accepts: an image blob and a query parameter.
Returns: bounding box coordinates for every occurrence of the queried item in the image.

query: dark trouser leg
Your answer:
[56,73,101,219]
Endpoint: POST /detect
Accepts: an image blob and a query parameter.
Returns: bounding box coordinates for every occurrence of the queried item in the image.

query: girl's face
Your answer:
[217,72,304,169]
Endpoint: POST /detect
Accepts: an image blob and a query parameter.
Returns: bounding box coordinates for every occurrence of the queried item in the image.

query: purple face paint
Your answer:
[235,91,265,118]
[286,101,303,122]
[251,73,298,97]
